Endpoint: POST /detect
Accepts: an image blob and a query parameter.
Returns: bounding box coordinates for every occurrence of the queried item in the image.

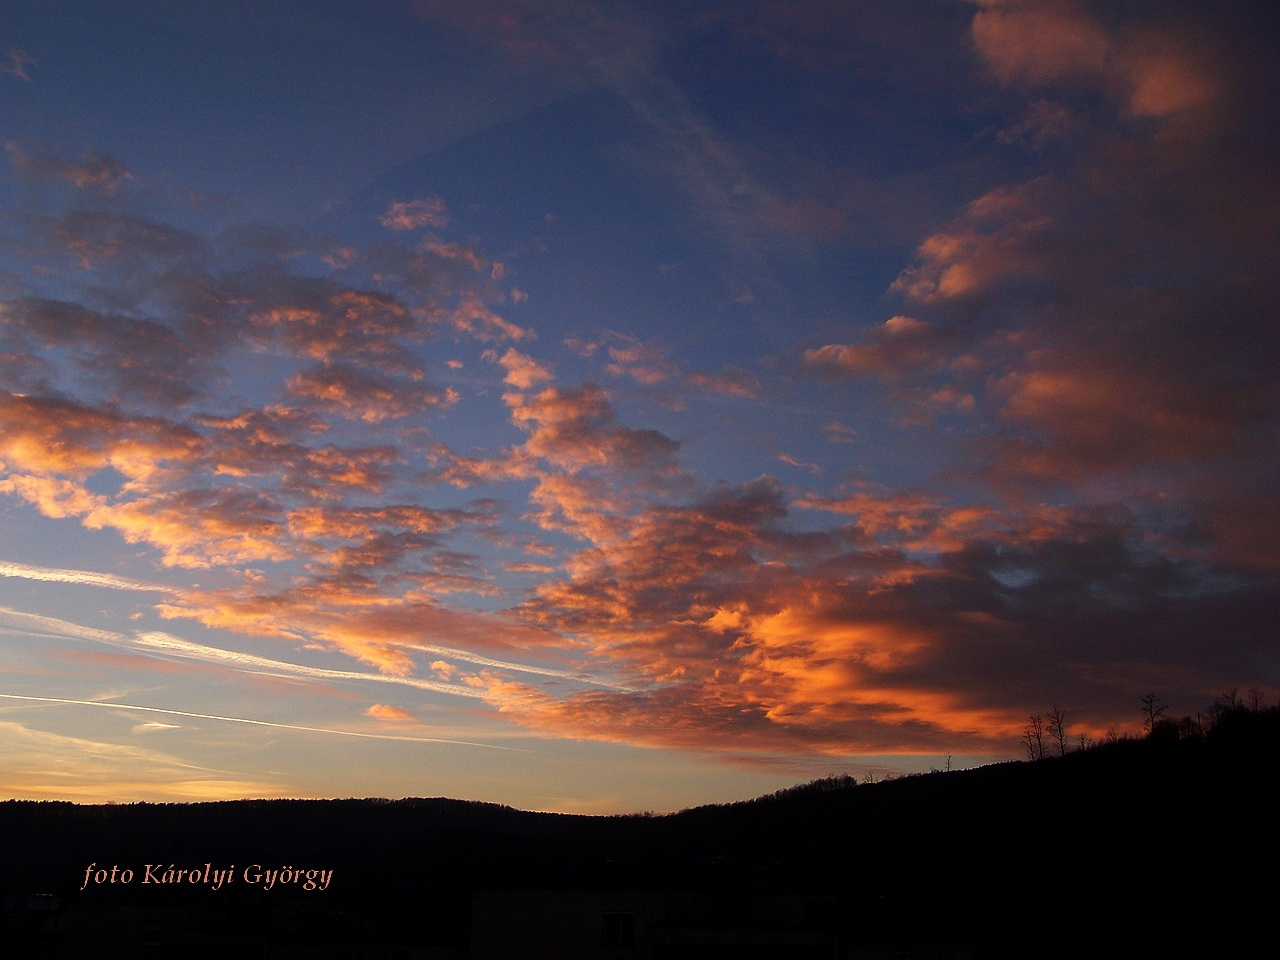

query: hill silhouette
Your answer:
[2,707,1274,958]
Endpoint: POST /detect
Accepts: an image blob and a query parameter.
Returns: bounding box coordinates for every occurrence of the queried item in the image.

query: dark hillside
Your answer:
[2,708,1274,958]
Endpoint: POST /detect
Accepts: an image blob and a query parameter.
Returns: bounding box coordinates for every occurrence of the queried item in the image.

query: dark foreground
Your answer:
[2,709,1275,959]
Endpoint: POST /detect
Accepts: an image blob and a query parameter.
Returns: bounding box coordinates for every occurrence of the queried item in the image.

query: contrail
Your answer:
[0,560,174,593]
[133,631,489,699]
[0,561,630,690]
[0,606,124,645]
[0,693,521,750]
[0,607,484,695]
[410,641,633,690]
[0,605,629,693]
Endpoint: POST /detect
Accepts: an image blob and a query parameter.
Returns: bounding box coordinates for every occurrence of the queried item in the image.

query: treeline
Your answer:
[1022,687,1276,760]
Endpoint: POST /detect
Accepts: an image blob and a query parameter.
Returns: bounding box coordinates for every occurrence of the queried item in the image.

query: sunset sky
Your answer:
[0,0,1276,812]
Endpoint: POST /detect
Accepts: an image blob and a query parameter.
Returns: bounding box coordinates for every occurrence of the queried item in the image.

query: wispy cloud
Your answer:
[0,560,174,593]
[131,630,487,698]
[0,604,618,694]
[0,605,484,696]
[0,606,127,645]
[0,719,277,802]
[685,366,761,399]
[0,694,516,749]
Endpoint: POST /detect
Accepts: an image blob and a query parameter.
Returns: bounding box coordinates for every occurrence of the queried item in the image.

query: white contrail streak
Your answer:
[132,631,488,699]
[0,604,628,693]
[0,606,124,645]
[0,563,621,685]
[0,608,482,697]
[0,693,519,749]
[409,641,631,690]
[0,560,174,593]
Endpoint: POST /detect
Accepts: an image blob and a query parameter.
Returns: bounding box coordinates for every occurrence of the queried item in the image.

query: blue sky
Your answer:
[0,0,1276,811]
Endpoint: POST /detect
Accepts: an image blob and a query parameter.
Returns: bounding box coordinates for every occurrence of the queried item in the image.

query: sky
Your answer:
[0,0,1276,812]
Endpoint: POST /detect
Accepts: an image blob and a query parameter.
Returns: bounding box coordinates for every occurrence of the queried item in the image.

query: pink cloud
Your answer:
[803,315,948,377]
[434,294,533,342]
[379,196,449,231]
[487,347,553,389]
[506,384,681,477]
[890,182,1055,303]
[3,49,36,83]
[969,0,1220,121]
[286,363,456,422]
[685,366,761,399]
[604,334,677,385]
[6,143,132,194]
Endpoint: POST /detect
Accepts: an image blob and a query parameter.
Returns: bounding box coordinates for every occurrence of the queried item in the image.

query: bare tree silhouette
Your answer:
[1023,715,1046,760]
[1140,693,1167,734]
[1248,687,1267,713]
[1047,705,1068,757]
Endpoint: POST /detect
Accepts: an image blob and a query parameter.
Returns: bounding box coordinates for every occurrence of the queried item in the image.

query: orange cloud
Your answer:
[524,472,632,541]
[83,489,290,569]
[246,288,418,368]
[0,389,443,574]
[364,703,417,722]
[0,393,200,483]
[200,420,402,496]
[494,475,1262,755]
[479,665,1019,756]
[287,503,485,541]
[286,363,456,422]
[285,503,495,581]
[0,475,103,520]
